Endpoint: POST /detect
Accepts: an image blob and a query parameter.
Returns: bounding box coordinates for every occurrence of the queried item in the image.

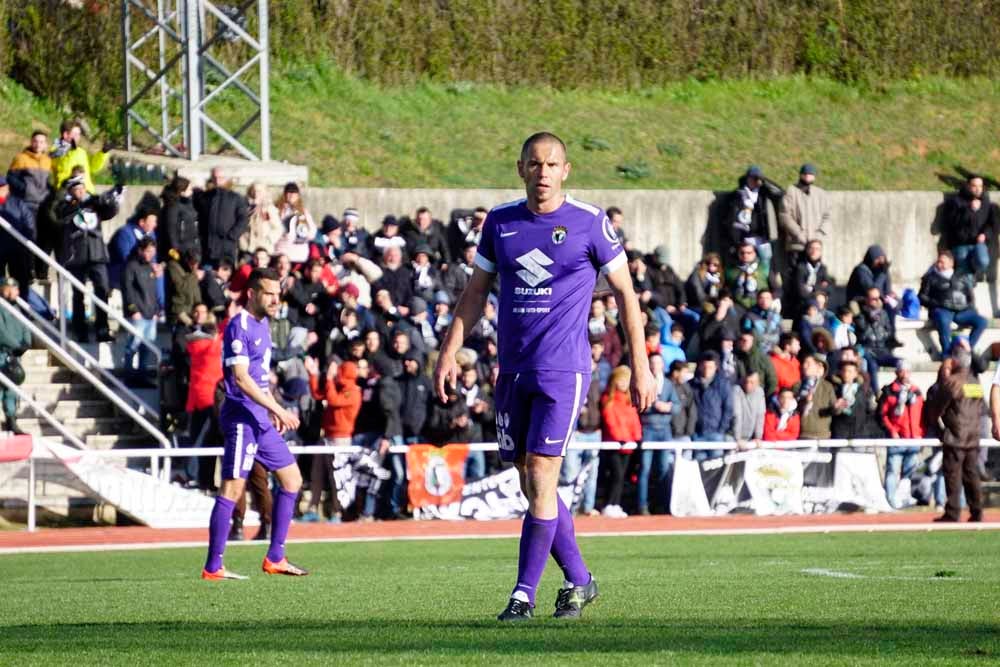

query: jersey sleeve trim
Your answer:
[599,251,627,275]
[224,355,250,367]
[474,252,497,274]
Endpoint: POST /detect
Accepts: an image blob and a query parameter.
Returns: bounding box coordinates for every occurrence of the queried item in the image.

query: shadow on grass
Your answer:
[2,619,997,658]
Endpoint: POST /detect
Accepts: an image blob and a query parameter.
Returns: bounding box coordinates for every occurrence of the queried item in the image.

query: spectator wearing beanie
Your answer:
[339,207,370,258]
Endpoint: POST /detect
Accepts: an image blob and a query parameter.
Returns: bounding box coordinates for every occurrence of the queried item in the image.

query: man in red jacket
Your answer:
[880,359,925,508]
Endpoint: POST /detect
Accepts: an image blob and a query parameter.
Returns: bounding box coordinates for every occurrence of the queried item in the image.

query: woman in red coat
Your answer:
[601,365,641,518]
[763,388,802,442]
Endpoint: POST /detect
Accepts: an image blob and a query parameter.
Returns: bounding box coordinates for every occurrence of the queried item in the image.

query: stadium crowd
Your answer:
[0,124,996,528]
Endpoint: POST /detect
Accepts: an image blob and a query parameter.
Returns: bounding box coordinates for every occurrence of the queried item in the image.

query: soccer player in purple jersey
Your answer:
[201,267,309,580]
[434,132,655,620]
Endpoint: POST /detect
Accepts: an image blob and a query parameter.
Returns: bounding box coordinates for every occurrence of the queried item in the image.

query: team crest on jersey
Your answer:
[552,225,567,244]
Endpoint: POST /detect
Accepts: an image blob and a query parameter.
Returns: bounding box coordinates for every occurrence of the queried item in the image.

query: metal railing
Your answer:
[0,217,162,363]
[15,296,159,420]
[15,437,1000,532]
[0,298,170,453]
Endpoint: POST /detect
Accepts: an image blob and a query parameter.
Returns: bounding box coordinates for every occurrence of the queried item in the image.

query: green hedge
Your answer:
[5,0,1000,137]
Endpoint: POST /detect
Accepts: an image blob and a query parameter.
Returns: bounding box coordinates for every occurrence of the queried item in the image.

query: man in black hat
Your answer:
[0,277,31,434]
[779,163,831,271]
[368,215,407,258]
[410,242,443,303]
[726,165,784,273]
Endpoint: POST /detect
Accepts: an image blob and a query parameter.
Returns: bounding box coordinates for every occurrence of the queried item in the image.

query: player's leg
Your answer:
[256,425,309,576]
[203,421,252,579]
[531,371,597,618]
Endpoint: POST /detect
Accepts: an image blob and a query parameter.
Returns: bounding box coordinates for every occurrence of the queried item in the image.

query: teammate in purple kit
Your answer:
[201,267,309,580]
[434,132,655,620]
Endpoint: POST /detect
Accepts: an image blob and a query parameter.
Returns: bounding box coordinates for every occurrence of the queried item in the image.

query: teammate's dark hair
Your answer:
[247,267,279,292]
[136,237,156,251]
[520,132,567,162]
[31,130,48,139]
[606,206,622,219]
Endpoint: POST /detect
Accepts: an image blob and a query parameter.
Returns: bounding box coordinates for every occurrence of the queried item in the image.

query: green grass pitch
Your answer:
[1,531,998,665]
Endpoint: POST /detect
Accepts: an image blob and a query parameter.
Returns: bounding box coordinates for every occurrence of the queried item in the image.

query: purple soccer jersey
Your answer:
[475,195,625,374]
[476,195,623,461]
[219,309,294,479]
[221,309,273,428]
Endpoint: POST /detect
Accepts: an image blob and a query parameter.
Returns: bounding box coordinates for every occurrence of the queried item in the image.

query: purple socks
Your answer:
[204,496,236,573]
[266,488,297,563]
[551,497,591,587]
[513,512,558,606]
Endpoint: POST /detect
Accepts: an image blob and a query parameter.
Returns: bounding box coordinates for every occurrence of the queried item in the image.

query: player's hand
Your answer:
[433,352,459,402]
[273,407,300,433]
[631,366,657,413]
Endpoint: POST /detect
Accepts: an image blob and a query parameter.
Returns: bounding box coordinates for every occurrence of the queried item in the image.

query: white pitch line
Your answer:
[801,567,966,581]
[0,520,998,555]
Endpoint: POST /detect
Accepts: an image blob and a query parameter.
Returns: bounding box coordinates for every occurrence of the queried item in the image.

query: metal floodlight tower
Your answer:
[122,0,270,161]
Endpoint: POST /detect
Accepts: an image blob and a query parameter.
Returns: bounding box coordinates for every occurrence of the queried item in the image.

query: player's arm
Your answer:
[231,361,300,431]
[605,262,656,412]
[434,266,494,401]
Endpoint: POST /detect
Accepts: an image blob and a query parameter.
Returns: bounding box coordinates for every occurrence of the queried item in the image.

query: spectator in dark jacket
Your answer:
[398,350,431,442]
[410,243,444,303]
[458,365,494,479]
[121,237,159,377]
[689,351,733,460]
[0,176,37,290]
[52,176,119,341]
[368,215,407,258]
[856,287,901,384]
[443,241,477,303]
[919,250,987,353]
[725,165,784,272]
[402,207,450,266]
[287,259,329,335]
[669,360,697,440]
[735,330,778,396]
[787,239,833,319]
[941,175,996,276]
[446,207,486,263]
[109,205,159,291]
[685,252,723,312]
[375,246,414,311]
[159,176,199,260]
[426,385,473,446]
[847,244,897,308]
[194,168,248,267]
[830,360,879,439]
[353,356,403,519]
[697,292,741,353]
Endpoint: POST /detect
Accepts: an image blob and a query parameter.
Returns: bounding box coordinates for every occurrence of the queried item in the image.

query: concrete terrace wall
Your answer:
[108,187,955,288]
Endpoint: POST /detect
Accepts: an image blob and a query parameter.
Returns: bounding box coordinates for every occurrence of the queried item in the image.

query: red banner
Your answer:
[0,434,32,462]
[406,444,469,510]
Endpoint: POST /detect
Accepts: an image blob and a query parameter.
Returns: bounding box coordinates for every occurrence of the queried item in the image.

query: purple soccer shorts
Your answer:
[220,419,295,480]
[493,370,590,463]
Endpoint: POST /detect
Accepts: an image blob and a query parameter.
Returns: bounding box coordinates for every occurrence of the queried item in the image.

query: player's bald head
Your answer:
[520,132,567,163]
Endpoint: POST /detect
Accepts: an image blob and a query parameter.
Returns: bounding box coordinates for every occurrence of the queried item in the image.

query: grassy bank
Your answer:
[2,67,999,190]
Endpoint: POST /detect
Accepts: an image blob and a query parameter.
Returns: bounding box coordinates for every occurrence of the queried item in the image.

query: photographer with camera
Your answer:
[50,174,122,342]
[50,119,110,194]
[0,277,31,434]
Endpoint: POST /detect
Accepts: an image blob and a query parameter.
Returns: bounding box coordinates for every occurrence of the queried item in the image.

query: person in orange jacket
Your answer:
[600,365,641,518]
[763,388,801,442]
[880,359,926,508]
[302,358,362,522]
